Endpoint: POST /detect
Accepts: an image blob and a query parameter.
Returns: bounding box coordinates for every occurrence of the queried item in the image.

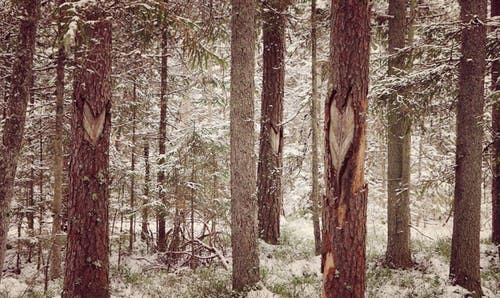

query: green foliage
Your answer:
[25,289,56,298]
[123,268,147,286]
[184,267,233,298]
[433,237,451,260]
[367,265,394,288]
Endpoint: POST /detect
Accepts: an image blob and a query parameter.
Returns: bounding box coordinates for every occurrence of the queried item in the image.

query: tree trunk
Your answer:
[310,0,322,256]
[37,122,44,271]
[0,0,40,276]
[449,0,487,296]
[28,139,35,263]
[142,143,150,241]
[491,0,500,251]
[50,0,65,278]
[321,1,370,297]
[257,0,287,245]
[157,28,168,253]
[230,0,259,291]
[385,0,413,269]
[62,8,112,297]
[129,83,137,253]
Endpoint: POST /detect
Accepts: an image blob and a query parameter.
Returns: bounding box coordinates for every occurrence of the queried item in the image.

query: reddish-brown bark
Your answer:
[0,0,40,276]
[321,1,370,297]
[450,0,487,296]
[141,143,150,241]
[62,7,112,297]
[157,27,168,253]
[257,0,287,245]
[386,0,413,269]
[491,0,500,249]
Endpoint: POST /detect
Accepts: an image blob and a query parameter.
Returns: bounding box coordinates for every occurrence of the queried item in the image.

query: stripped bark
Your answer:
[321,0,370,297]
[62,6,112,297]
[257,0,288,245]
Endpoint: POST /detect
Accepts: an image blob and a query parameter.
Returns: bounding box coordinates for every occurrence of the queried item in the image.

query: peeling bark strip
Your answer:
[328,94,354,179]
[322,0,370,297]
[83,102,106,145]
[0,0,40,276]
[62,5,112,298]
[322,187,368,297]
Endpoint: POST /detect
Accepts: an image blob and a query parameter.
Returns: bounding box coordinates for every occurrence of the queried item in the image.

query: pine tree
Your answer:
[321,0,370,296]
[62,5,112,297]
[449,0,487,296]
[310,0,322,256]
[491,0,500,251]
[257,0,289,245]
[386,0,413,269]
[0,0,40,276]
[50,0,66,280]
[230,0,260,291]
[157,15,168,253]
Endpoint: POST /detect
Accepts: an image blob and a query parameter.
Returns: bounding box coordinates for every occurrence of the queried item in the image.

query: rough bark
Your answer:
[449,0,487,296]
[0,0,40,276]
[129,83,137,252]
[50,0,66,280]
[157,28,168,253]
[141,143,150,241]
[257,0,287,245]
[230,0,259,291]
[385,0,412,269]
[62,7,112,297]
[491,0,500,249]
[321,1,370,297]
[310,0,321,256]
[28,142,35,263]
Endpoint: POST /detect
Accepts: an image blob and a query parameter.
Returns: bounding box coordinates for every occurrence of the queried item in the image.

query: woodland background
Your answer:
[0,0,499,297]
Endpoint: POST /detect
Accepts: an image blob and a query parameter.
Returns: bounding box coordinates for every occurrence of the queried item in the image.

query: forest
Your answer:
[0,0,499,297]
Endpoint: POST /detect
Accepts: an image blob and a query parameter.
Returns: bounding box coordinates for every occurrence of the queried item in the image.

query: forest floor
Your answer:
[0,199,499,298]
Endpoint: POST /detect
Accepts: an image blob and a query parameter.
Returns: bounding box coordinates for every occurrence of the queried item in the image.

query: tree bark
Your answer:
[50,0,66,280]
[310,0,322,256]
[28,139,35,263]
[62,7,112,297]
[0,0,40,276]
[230,0,259,291]
[257,0,287,245]
[142,143,150,241]
[385,0,413,269]
[129,83,137,252]
[321,1,370,297]
[157,27,168,253]
[449,0,487,296]
[491,0,500,251]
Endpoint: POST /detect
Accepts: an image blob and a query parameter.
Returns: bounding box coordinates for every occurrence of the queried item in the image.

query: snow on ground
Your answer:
[1,198,499,297]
